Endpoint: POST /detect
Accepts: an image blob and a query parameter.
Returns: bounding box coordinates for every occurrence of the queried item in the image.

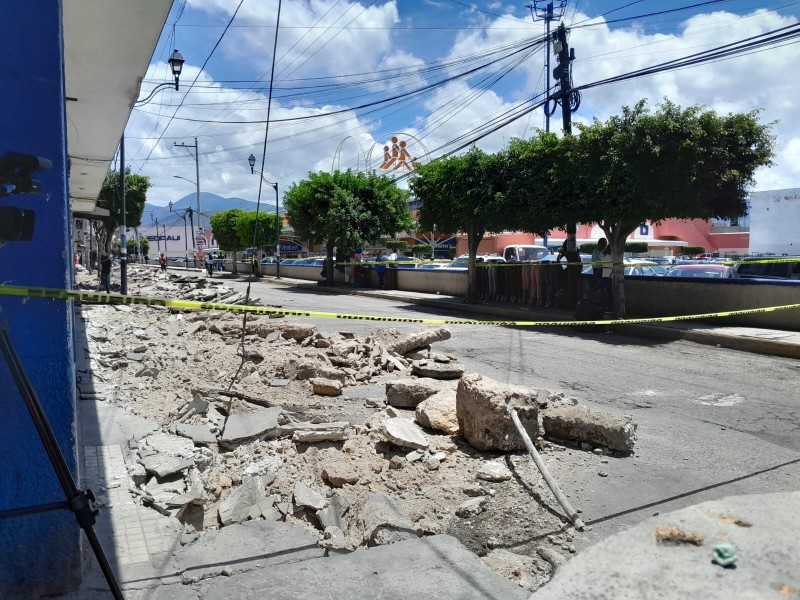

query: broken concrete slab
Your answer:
[456,496,487,518]
[316,494,349,531]
[456,373,539,452]
[176,423,217,446]
[356,492,417,547]
[387,327,452,355]
[220,406,283,449]
[541,406,637,452]
[411,360,464,380]
[293,481,326,511]
[382,417,429,450]
[296,361,346,384]
[142,432,197,457]
[140,454,195,479]
[385,377,445,408]
[415,388,459,434]
[321,462,360,487]
[198,534,528,599]
[176,520,323,583]
[242,455,283,484]
[218,476,267,526]
[310,377,342,396]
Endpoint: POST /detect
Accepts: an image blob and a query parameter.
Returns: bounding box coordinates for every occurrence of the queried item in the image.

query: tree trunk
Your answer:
[603,223,637,319]
[466,224,483,303]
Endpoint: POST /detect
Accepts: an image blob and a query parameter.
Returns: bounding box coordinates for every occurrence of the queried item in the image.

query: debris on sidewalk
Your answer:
[74,265,641,592]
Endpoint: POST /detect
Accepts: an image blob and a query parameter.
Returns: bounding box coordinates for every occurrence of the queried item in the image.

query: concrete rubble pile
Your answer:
[75,267,638,591]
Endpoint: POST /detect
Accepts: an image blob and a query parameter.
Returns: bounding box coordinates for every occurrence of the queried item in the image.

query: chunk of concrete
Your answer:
[477,461,512,482]
[176,423,217,445]
[456,373,539,452]
[142,432,196,457]
[291,422,351,443]
[316,494,349,531]
[296,361,346,384]
[456,496,487,518]
[387,327,452,355]
[383,418,429,450]
[412,360,464,380]
[242,455,283,484]
[415,388,459,434]
[322,462,360,487]
[218,476,267,526]
[356,492,417,547]
[293,482,326,511]
[220,406,282,449]
[541,406,637,452]
[310,377,343,396]
[385,377,444,408]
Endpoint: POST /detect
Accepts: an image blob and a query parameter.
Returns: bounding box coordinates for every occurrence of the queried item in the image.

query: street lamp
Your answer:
[174,139,202,266]
[248,153,281,279]
[120,49,185,295]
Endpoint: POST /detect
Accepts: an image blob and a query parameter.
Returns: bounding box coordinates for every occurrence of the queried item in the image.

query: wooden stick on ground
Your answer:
[509,407,586,531]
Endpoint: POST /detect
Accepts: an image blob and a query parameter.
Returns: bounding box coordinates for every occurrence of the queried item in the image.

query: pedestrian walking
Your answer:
[204,253,213,277]
[159,253,167,273]
[99,254,112,293]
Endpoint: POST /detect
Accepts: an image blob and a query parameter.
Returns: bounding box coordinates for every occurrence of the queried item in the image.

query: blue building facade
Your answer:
[0,1,80,595]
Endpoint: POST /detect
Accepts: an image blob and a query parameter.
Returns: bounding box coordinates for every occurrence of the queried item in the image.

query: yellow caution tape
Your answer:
[1,284,798,327]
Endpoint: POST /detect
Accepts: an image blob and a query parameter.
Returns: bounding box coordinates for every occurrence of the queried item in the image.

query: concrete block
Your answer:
[541,406,637,452]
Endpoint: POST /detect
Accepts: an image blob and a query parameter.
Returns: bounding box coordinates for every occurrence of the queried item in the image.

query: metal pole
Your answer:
[119,138,127,295]
[194,137,201,265]
[545,2,552,134]
[274,182,281,279]
[188,208,196,268]
[154,219,160,254]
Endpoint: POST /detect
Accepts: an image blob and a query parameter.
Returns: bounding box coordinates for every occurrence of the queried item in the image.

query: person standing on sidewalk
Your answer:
[159,253,167,273]
[375,251,387,288]
[204,253,214,277]
[99,254,112,293]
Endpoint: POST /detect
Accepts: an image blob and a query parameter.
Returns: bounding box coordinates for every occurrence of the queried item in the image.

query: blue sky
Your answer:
[126,0,800,210]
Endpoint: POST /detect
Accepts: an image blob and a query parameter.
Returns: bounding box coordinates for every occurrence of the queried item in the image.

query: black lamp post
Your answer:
[121,49,184,294]
[248,153,281,279]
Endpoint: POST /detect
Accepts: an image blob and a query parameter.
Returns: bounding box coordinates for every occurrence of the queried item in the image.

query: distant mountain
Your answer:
[143,192,283,230]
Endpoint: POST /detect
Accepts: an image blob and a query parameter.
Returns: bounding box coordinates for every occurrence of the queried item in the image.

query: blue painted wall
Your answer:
[0,0,81,595]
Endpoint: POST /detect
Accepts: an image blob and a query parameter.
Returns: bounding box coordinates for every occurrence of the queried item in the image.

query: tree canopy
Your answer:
[410,147,511,301]
[94,168,152,253]
[210,208,246,274]
[236,211,280,251]
[284,170,413,284]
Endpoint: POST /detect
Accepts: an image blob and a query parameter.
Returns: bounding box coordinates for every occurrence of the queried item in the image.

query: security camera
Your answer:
[0,151,53,197]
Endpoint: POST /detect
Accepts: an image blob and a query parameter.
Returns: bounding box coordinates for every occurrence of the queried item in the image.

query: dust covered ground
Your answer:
[73,265,634,592]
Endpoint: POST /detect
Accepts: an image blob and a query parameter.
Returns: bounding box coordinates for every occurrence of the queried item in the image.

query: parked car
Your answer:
[391,256,422,269]
[665,264,739,279]
[735,256,800,280]
[417,262,448,270]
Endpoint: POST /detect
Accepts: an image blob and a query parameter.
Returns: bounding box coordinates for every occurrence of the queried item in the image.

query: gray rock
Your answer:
[218,476,267,526]
[356,493,417,547]
[135,366,159,378]
[310,377,343,396]
[411,360,464,380]
[265,331,282,343]
[456,373,539,452]
[322,462,360,487]
[270,378,290,387]
[142,432,196,456]
[281,324,317,341]
[140,454,194,478]
[537,546,568,569]
[383,418,429,450]
[316,494,349,530]
[176,423,217,445]
[293,482,326,511]
[296,361,346,384]
[385,377,444,408]
[415,388,459,434]
[477,461,513,482]
[541,406,637,452]
[456,496,487,518]
[220,407,283,449]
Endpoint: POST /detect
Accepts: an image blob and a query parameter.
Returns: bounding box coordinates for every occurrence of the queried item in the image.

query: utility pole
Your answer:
[528,2,566,250]
[119,137,127,295]
[554,22,582,307]
[175,138,201,266]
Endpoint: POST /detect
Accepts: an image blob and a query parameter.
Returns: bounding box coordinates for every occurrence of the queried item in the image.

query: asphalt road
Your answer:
[227,278,800,545]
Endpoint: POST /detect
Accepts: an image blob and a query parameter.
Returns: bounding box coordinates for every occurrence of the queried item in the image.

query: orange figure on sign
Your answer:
[379,136,418,171]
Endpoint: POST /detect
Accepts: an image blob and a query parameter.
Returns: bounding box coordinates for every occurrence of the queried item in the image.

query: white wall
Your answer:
[748,188,800,255]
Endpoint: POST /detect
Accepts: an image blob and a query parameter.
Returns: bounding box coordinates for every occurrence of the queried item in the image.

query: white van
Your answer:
[502,245,549,262]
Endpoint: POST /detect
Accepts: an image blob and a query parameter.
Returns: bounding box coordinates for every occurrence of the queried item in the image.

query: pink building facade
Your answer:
[454,218,749,257]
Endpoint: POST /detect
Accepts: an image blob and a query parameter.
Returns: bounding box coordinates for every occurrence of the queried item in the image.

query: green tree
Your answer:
[411,148,511,301]
[94,168,152,254]
[625,242,649,255]
[236,211,280,252]
[139,237,150,260]
[571,100,774,316]
[210,208,246,275]
[386,240,410,254]
[411,243,432,256]
[684,246,706,256]
[284,170,413,285]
